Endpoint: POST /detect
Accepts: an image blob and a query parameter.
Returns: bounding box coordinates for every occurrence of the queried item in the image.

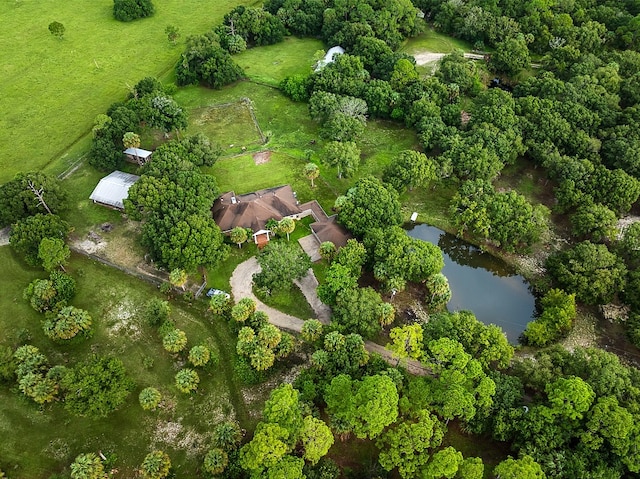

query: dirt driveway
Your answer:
[230,257,431,376]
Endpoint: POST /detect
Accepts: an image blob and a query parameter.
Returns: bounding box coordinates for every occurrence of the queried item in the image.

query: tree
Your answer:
[113,0,155,22]
[337,177,402,237]
[490,35,531,76]
[62,356,133,417]
[493,455,545,479]
[230,226,248,248]
[383,150,437,192]
[231,298,256,323]
[323,141,361,179]
[570,203,618,242]
[10,214,71,266]
[142,298,171,326]
[139,387,162,410]
[300,415,334,464]
[165,25,180,45]
[162,329,187,354]
[48,21,65,39]
[24,272,76,313]
[70,453,104,479]
[239,423,290,472]
[425,273,451,312]
[317,263,357,307]
[377,409,445,478]
[333,287,387,339]
[146,95,188,136]
[304,162,320,188]
[43,305,92,341]
[546,376,595,420]
[203,448,228,475]
[169,268,188,291]
[301,319,323,343]
[175,368,199,393]
[188,345,210,367]
[38,237,70,272]
[324,374,399,439]
[523,289,576,347]
[140,450,171,479]
[212,420,242,450]
[277,217,295,241]
[422,447,464,479]
[546,241,627,305]
[176,33,244,88]
[0,171,67,228]
[387,324,424,361]
[319,241,336,261]
[122,131,140,151]
[254,241,311,292]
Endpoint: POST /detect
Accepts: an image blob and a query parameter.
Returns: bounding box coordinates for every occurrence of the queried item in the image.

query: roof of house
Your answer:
[311,215,352,248]
[89,171,140,210]
[124,147,153,158]
[212,185,300,233]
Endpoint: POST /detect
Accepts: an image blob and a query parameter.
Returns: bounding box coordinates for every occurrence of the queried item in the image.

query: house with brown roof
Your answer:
[211,185,351,251]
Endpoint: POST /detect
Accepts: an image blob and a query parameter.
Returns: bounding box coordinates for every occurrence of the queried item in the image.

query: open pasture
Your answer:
[0,248,250,478]
[0,0,251,182]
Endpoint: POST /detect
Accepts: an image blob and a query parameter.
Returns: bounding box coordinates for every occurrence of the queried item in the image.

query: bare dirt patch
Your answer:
[253,150,271,165]
[151,420,208,457]
[104,299,142,341]
[0,226,10,246]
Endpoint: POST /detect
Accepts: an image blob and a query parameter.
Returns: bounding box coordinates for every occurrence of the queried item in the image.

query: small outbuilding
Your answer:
[89,171,140,210]
[315,46,345,71]
[124,147,153,165]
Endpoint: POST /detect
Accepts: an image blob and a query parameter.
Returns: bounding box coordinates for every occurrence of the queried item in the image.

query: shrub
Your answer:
[142,298,171,326]
[113,0,154,22]
[188,345,210,367]
[139,387,162,410]
[175,368,199,393]
[162,329,187,353]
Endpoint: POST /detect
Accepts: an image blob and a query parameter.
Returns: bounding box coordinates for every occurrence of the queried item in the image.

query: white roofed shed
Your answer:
[89,171,140,210]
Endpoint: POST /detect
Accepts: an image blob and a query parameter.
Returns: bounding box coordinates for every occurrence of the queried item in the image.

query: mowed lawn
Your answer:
[0,247,250,478]
[0,0,252,182]
[400,27,473,55]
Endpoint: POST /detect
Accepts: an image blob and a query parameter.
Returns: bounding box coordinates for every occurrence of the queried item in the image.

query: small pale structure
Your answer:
[89,171,140,210]
[124,147,153,165]
[315,46,345,71]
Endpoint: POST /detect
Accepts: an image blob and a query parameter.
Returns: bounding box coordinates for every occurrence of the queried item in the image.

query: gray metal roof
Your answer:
[124,147,153,158]
[89,171,140,210]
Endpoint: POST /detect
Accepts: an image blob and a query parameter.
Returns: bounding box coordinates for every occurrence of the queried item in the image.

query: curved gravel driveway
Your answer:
[230,257,431,376]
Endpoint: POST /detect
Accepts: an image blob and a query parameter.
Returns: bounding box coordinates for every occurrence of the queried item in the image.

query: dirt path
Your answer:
[413,51,485,66]
[0,227,9,246]
[230,258,431,376]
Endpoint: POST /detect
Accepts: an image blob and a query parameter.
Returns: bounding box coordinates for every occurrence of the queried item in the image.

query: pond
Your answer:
[407,224,536,344]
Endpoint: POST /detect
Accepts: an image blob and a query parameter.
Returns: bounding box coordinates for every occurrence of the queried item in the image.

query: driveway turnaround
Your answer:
[230,257,431,376]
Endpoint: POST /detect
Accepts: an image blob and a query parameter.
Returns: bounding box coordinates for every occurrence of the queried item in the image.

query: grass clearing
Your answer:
[190,100,264,152]
[235,37,324,85]
[0,0,253,182]
[255,285,316,320]
[0,247,252,478]
[401,27,473,55]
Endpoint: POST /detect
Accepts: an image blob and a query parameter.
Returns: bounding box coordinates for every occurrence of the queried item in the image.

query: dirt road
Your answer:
[230,257,432,376]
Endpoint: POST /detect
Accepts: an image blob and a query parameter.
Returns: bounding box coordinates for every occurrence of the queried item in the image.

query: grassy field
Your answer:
[0,247,254,478]
[401,27,473,55]
[0,0,255,182]
[235,37,324,85]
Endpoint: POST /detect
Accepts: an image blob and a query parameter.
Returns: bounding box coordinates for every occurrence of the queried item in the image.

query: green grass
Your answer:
[191,100,264,151]
[401,27,473,55]
[0,0,253,182]
[235,37,324,85]
[0,248,252,478]
[255,284,316,320]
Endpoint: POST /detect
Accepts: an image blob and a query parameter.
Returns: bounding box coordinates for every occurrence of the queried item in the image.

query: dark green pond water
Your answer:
[407,224,536,344]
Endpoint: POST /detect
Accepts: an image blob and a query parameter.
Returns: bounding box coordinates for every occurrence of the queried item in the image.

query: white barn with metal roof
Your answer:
[89,171,140,210]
